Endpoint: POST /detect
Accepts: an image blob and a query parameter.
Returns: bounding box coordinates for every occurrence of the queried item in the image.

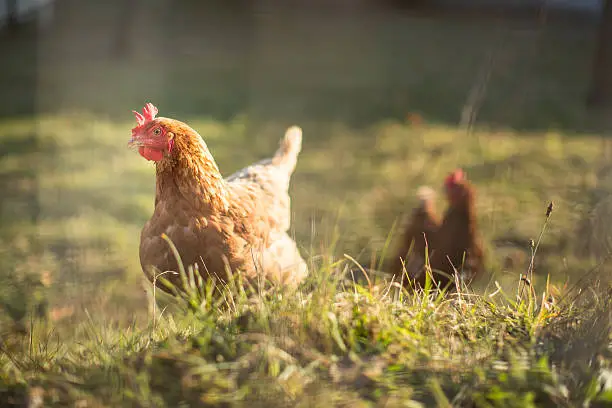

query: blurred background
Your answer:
[1,0,611,330]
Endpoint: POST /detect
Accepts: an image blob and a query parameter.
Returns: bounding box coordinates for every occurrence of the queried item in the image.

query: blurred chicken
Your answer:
[427,169,485,290]
[386,186,440,286]
[128,103,308,292]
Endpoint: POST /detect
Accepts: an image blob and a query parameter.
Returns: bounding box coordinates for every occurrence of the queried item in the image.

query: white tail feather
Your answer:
[273,125,303,175]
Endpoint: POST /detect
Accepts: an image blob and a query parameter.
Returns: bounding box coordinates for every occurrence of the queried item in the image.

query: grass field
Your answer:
[0,5,612,406]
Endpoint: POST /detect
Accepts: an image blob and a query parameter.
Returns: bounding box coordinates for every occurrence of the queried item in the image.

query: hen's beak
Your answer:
[127,134,146,150]
[127,139,140,149]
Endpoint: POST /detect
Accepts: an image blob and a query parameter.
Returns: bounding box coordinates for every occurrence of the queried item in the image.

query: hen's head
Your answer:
[444,169,474,206]
[128,103,176,162]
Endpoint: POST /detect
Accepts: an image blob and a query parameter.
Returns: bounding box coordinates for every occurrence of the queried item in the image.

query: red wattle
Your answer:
[138,146,164,162]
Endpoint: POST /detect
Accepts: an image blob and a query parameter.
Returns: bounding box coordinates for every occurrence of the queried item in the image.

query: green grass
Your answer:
[1,6,612,406]
[1,254,611,407]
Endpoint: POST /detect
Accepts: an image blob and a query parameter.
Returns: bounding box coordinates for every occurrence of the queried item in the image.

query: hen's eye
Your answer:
[152,128,162,136]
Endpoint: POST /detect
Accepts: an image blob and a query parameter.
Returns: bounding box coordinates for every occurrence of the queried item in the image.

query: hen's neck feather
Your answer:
[155,120,229,213]
[444,187,479,240]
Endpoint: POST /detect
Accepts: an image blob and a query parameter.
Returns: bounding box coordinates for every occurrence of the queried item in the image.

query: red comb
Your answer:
[444,168,465,189]
[132,103,158,129]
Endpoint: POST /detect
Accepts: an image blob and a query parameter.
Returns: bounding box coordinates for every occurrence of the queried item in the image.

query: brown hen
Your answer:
[387,186,440,287]
[427,169,485,290]
[129,103,307,292]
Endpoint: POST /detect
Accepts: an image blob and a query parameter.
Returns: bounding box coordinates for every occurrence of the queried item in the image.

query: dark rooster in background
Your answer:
[427,169,485,290]
[128,103,308,292]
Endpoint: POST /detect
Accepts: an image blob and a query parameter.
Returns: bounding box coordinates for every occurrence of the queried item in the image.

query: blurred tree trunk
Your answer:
[588,0,612,107]
[113,0,137,59]
[6,0,19,29]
